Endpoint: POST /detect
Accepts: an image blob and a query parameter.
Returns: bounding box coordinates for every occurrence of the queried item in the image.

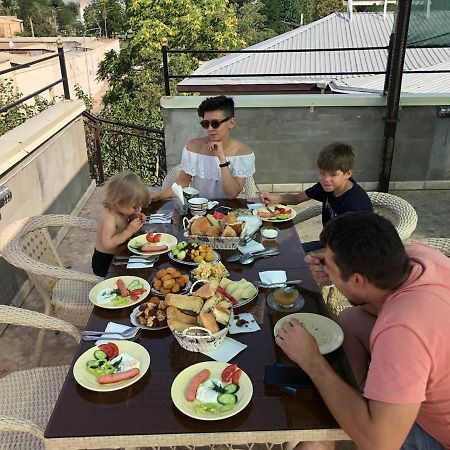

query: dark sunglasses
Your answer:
[199,117,231,129]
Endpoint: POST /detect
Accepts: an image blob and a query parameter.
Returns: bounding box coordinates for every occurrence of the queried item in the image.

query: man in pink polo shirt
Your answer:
[277,212,450,450]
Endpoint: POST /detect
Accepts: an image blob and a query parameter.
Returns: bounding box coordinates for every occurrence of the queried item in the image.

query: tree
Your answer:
[237,1,277,46]
[83,0,126,37]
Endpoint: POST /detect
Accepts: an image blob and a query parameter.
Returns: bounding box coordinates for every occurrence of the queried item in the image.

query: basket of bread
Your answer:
[182,212,245,250]
[165,279,234,352]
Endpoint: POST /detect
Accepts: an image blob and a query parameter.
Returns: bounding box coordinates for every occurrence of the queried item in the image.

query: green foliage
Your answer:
[237,1,277,46]
[83,0,127,37]
[0,79,56,136]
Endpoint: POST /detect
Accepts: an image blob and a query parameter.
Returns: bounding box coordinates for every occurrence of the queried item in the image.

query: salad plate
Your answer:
[274,313,344,355]
[171,361,253,421]
[254,205,297,223]
[89,276,150,309]
[73,340,150,392]
[128,233,177,256]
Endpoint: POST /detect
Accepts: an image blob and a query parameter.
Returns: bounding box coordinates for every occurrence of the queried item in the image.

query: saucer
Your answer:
[267,292,305,312]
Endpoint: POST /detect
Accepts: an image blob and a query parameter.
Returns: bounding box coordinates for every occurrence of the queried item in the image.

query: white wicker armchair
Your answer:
[161,164,258,199]
[0,305,81,449]
[295,191,418,241]
[0,215,101,327]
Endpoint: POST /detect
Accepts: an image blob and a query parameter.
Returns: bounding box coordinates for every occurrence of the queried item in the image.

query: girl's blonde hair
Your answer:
[103,171,150,211]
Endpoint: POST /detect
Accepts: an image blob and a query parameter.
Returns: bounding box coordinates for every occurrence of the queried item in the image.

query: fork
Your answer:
[81,326,139,339]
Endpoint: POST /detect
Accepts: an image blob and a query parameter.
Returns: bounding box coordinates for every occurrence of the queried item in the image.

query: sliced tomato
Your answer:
[153,233,161,243]
[213,211,225,220]
[130,288,147,296]
[231,368,242,384]
[221,363,238,382]
[146,232,155,242]
[98,343,119,360]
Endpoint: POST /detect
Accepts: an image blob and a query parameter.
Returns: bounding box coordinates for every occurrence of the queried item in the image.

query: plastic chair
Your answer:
[295,191,418,241]
[161,164,258,199]
[0,215,101,327]
[0,305,81,449]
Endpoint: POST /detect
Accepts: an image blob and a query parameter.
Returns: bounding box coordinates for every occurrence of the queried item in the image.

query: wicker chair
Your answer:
[295,191,418,241]
[0,305,81,449]
[0,215,101,327]
[322,238,450,321]
[161,164,258,199]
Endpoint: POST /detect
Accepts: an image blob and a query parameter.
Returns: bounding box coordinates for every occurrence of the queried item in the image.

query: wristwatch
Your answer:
[219,160,230,168]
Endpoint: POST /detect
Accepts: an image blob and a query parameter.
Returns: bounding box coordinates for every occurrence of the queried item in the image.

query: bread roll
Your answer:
[212,305,230,325]
[231,221,244,236]
[221,225,237,238]
[166,305,197,325]
[165,294,203,314]
[205,225,221,237]
[206,214,221,229]
[198,312,219,333]
[168,318,193,332]
[193,282,214,299]
[191,216,210,235]
[200,296,218,314]
[223,213,237,225]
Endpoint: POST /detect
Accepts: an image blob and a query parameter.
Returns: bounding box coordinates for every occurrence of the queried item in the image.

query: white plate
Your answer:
[254,205,297,223]
[168,250,220,266]
[171,361,253,421]
[233,286,259,309]
[274,313,344,355]
[73,340,150,392]
[128,233,177,256]
[130,304,168,331]
[89,276,150,309]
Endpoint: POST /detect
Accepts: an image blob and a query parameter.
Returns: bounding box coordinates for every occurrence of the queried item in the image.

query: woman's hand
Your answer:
[206,141,226,163]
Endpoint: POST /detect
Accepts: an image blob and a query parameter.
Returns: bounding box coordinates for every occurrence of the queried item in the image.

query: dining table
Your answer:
[44,199,354,449]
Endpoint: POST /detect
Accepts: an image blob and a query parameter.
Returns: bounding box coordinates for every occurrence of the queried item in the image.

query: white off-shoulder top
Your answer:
[181,147,255,199]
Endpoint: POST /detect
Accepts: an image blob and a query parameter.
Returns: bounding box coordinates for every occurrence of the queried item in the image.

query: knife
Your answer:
[113,261,156,266]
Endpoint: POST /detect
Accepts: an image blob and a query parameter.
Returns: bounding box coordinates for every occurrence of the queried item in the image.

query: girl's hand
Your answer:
[127,217,143,234]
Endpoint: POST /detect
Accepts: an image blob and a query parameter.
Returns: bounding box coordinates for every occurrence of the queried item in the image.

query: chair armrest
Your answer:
[0,306,81,342]
[0,416,44,440]
[294,203,322,223]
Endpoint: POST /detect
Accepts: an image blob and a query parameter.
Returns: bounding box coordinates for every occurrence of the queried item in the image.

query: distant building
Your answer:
[78,0,92,23]
[0,16,24,38]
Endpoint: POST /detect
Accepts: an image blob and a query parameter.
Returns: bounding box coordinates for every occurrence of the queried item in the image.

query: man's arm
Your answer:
[276,320,420,450]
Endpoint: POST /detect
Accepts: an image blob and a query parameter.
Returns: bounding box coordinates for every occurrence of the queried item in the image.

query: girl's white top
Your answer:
[181,147,255,199]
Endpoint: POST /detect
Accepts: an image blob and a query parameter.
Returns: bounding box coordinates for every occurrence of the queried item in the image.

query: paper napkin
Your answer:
[126,259,157,269]
[201,337,247,362]
[229,313,261,334]
[147,215,172,224]
[238,239,265,255]
[172,182,185,205]
[237,215,263,237]
[259,270,287,285]
[95,322,131,344]
[247,202,264,211]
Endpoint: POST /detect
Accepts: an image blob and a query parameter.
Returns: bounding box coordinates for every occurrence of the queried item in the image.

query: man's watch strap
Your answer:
[219,160,230,168]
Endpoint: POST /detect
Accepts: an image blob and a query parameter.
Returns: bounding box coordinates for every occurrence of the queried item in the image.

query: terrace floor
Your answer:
[1,187,449,449]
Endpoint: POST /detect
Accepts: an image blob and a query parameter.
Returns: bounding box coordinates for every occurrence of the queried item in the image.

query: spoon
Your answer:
[253,280,303,288]
[81,326,139,340]
[226,248,278,263]
[240,251,280,265]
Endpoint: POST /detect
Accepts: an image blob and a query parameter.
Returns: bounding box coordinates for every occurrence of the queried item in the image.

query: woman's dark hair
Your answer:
[320,212,411,290]
[197,95,235,118]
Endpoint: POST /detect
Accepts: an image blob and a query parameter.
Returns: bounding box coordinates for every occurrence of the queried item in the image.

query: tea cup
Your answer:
[183,187,199,201]
[188,197,208,216]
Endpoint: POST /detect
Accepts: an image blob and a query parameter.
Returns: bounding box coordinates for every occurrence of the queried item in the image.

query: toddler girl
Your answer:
[92,171,150,277]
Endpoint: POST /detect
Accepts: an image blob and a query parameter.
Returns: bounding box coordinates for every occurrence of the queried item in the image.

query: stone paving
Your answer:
[1,187,449,449]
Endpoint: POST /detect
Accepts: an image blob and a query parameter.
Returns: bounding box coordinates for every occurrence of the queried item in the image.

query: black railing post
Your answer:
[383,33,395,96]
[378,0,412,192]
[56,38,70,100]
[161,37,171,96]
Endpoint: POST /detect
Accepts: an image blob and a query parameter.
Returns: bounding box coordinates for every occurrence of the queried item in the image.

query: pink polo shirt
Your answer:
[364,243,450,448]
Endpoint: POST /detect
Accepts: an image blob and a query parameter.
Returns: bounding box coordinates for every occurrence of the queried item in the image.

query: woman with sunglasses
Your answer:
[151,95,255,200]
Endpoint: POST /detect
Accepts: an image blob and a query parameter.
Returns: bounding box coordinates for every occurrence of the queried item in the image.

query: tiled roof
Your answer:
[178,11,450,91]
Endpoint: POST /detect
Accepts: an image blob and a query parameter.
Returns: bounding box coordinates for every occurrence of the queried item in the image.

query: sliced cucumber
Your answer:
[223,383,239,394]
[127,280,144,291]
[86,359,100,369]
[193,403,235,414]
[217,393,237,405]
[94,350,107,360]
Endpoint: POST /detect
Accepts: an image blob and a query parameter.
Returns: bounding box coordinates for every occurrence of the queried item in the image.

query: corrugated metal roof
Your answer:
[330,60,450,94]
[178,11,450,90]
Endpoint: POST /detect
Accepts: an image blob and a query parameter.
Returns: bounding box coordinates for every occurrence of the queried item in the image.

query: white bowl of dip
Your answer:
[261,226,279,240]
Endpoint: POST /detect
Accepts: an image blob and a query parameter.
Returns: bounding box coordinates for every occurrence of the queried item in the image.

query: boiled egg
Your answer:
[196,378,223,404]
[110,353,140,371]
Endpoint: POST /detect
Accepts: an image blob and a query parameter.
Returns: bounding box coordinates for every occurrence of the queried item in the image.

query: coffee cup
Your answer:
[183,187,199,201]
[188,197,208,216]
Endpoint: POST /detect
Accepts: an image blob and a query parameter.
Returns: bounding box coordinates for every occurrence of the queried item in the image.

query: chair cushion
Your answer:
[0,365,69,449]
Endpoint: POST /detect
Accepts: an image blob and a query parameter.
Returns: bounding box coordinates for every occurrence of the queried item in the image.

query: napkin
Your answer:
[259,270,287,285]
[201,337,247,362]
[229,313,261,334]
[126,258,157,269]
[237,215,263,237]
[95,322,131,344]
[172,182,185,205]
[147,216,172,224]
[247,202,264,211]
[238,239,265,255]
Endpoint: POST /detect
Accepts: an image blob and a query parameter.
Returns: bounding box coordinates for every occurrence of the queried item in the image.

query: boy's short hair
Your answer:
[320,212,411,290]
[103,171,150,211]
[197,95,235,118]
[317,142,355,173]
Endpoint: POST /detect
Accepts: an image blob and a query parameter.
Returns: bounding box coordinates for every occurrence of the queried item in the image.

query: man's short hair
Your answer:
[197,95,235,118]
[320,212,411,290]
[317,142,355,173]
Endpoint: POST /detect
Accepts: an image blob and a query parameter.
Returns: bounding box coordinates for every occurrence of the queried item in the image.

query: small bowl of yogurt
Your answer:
[260,226,279,240]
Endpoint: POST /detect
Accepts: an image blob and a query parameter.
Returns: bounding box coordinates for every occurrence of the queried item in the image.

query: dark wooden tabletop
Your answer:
[45,199,354,443]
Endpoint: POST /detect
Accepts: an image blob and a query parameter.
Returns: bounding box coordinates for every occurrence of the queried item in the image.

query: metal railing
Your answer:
[82,111,167,186]
[0,39,70,113]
